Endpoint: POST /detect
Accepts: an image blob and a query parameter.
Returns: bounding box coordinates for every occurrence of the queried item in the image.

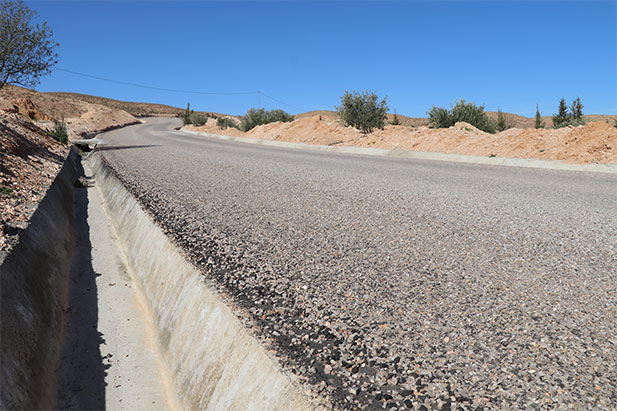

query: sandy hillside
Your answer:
[187,115,617,165]
[0,85,139,139]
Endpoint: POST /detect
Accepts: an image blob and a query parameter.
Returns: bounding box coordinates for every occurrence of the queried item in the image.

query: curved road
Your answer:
[100,118,617,409]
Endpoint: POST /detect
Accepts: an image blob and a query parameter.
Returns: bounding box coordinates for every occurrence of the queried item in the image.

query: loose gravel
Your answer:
[100,118,617,409]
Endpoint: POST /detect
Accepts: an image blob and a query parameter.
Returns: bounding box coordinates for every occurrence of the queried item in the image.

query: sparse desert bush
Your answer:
[427,99,495,133]
[217,117,237,130]
[239,108,294,132]
[189,112,206,126]
[336,90,389,134]
[47,117,67,143]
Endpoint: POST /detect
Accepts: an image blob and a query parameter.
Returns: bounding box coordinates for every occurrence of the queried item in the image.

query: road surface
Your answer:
[99,118,617,409]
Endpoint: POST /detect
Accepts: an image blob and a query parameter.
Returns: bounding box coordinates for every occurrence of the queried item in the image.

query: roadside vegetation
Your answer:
[239,108,294,132]
[496,108,507,132]
[189,112,206,126]
[427,99,496,133]
[217,117,237,130]
[336,90,389,134]
[535,105,545,129]
[47,117,68,143]
[390,109,401,126]
[552,97,585,128]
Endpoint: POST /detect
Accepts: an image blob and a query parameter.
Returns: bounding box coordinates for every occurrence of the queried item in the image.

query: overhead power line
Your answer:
[56,67,257,95]
[56,67,307,112]
[261,92,305,112]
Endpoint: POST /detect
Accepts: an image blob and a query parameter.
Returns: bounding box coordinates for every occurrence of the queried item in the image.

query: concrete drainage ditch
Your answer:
[1,150,315,410]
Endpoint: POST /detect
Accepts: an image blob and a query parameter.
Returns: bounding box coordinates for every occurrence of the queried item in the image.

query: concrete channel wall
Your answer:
[0,149,78,410]
[87,153,314,410]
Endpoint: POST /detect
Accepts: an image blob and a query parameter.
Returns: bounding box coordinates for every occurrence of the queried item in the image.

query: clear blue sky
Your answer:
[29,1,617,117]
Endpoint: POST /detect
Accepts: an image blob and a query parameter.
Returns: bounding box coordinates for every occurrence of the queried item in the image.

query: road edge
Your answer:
[179,127,617,174]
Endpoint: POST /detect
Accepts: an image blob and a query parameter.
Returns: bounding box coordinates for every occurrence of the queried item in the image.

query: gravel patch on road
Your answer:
[100,119,617,409]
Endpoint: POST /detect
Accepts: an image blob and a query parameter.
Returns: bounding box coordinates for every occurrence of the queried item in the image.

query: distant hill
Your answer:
[45,92,184,117]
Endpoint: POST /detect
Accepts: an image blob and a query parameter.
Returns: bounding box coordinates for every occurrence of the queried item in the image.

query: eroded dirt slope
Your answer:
[0,85,139,140]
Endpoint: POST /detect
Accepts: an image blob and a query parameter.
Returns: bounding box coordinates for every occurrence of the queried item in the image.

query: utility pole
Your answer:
[258,90,261,108]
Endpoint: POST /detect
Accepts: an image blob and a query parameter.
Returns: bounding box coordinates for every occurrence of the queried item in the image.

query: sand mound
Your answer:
[187,115,617,165]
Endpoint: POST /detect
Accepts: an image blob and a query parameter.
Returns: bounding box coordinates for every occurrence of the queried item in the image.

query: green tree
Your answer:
[570,96,585,125]
[0,0,58,89]
[535,104,545,129]
[390,109,401,126]
[336,90,389,134]
[47,117,67,143]
[183,102,191,125]
[552,98,571,128]
[496,108,507,132]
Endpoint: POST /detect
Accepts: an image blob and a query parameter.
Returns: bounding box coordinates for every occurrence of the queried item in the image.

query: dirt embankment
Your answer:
[0,112,68,252]
[0,84,142,252]
[187,115,617,165]
[0,85,140,140]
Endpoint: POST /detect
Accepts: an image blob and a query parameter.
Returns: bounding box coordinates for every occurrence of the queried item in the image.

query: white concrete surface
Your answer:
[56,163,176,410]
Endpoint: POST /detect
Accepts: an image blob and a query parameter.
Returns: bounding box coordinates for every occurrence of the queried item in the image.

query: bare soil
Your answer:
[0,112,68,252]
[188,115,617,165]
[0,85,140,140]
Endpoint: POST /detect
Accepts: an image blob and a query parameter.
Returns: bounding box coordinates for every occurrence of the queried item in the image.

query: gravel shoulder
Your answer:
[100,118,617,409]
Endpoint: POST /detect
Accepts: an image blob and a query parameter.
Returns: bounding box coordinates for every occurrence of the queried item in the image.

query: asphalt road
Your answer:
[100,118,617,409]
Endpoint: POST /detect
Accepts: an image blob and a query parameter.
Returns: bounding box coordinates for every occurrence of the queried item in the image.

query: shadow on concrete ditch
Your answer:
[55,160,108,410]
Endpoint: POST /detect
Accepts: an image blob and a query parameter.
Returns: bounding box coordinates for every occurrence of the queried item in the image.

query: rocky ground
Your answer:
[188,115,617,165]
[0,112,68,254]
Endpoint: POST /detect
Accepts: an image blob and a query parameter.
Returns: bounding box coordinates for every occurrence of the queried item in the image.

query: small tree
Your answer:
[552,98,571,128]
[496,108,507,132]
[570,96,585,126]
[390,109,401,126]
[535,104,545,129]
[47,117,67,143]
[183,102,191,125]
[336,90,389,134]
[0,0,58,89]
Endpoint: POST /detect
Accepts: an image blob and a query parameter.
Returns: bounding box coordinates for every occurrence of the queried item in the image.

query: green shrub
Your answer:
[189,113,206,126]
[47,118,68,143]
[336,90,389,134]
[535,104,545,129]
[427,99,495,133]
[239,108,294,132]
[496,108,507,132]
[390,110,401,126]
[217,117,237,130]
